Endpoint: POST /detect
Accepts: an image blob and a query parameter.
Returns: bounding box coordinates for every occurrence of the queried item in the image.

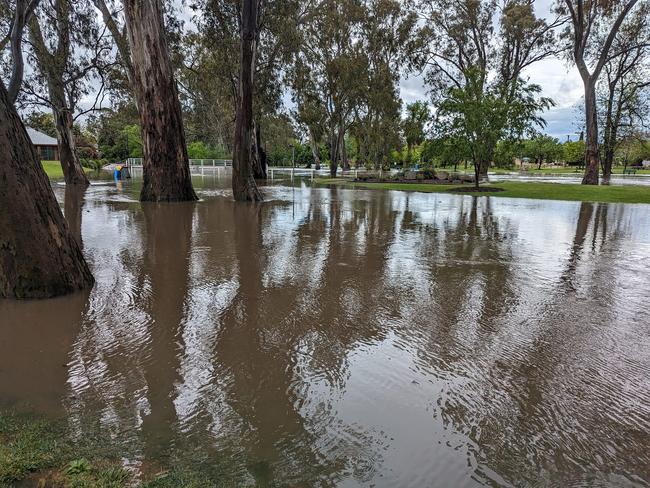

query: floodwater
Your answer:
[1,172,650,487]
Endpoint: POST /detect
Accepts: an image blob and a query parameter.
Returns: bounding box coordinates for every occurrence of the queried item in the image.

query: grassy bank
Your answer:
[315,178,650,204]
[41,161,94,180]
[0,410,229,487]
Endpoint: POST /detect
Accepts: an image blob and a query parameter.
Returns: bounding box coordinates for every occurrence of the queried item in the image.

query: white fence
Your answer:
[126,158,232,167]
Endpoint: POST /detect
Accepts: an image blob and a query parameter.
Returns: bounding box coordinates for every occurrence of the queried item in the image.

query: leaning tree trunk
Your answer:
[123,0,197,202]
[251,119,267,179]
[49,82,89,187]
[582,80,600,185]
[231,0,262,201]
[0,82,94,299]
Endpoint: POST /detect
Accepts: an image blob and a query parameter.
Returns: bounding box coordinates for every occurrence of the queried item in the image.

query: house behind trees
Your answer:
[26,127,59,161]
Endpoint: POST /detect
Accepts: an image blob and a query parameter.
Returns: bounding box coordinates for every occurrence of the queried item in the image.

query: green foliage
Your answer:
[420,136,468,168]
[86,105,141,163]
[403,101,430,154]
[436,68,553,183]
[187,141,230,159]
[23,111,58,138]
[65,459,92,475]
[563,140,586,165]
[521,135,562,168]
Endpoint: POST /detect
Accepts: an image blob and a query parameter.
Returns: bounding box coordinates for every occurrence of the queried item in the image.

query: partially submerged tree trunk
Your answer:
[232,0,263,201]
[329,129,341,178]
[123,0,197,202]
[0,82,94,299]
[251,120,267,179]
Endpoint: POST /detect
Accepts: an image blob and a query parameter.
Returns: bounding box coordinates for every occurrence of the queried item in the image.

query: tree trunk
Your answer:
[340,128,349,171]
[123,0,197,202]
[0,82,94,299]
[309,129,321,170]
[582,79,600,185]
[231,0,262,201]
[329,129,339,178]
[602,125,617,185]
[251,119,267,179]
[49,82,89,187]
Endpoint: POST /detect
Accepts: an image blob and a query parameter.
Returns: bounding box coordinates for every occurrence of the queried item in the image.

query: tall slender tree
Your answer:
[26,0,102,187]
[123,0,197,202]
[597,3,650,183]
[558,0,642,185]
[231,0,262,201]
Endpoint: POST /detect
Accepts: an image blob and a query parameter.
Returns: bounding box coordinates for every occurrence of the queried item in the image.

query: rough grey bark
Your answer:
[251,120,267,179]
[0,81,94,299]
[232,0,263,201]
[123,0,197,202]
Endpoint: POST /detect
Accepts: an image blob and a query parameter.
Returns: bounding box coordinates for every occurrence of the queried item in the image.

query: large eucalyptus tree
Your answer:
[0,0,94,299]
[123,0,197,201]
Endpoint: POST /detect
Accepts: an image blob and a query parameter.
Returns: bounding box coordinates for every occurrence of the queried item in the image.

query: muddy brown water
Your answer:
[1,173,650,487]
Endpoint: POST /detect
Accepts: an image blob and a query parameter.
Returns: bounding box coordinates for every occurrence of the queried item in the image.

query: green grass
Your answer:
[41,161,94,180]
[315,178,650,204]
[0,410,237,487]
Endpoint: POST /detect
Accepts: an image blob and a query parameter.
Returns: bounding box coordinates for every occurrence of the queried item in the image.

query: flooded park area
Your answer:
[1,172,650,487]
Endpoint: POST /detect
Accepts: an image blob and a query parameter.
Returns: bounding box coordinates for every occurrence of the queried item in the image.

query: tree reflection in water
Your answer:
[1,182,649,487]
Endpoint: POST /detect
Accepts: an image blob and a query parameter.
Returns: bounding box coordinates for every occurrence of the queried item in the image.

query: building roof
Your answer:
[26,127,58,146]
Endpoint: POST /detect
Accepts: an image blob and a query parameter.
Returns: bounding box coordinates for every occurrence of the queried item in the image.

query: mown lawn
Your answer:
[315,178,650,204]
[41,161,94,180]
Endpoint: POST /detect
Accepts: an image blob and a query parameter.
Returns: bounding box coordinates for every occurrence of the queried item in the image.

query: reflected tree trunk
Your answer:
[64,185,86,247]
[0,82,94,299]
[140,202,194,458]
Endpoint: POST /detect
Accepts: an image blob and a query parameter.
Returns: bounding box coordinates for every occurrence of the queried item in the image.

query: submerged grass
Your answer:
[315,178,650,204]
[0,410,235,488]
